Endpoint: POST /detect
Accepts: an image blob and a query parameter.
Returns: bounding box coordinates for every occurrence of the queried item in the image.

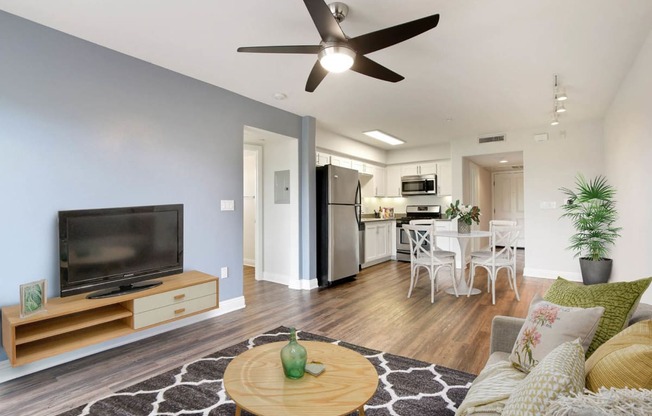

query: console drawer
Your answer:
[131,282,216,313]
[132,294,217,329]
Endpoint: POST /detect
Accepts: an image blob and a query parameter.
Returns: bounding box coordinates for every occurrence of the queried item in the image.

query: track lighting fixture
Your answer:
[550,74,568,125]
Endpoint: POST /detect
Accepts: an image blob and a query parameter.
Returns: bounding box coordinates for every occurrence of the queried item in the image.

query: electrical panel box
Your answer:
[274,170,290,204]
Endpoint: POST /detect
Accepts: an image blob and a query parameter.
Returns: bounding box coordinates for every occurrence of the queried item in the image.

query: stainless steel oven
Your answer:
[401,174,437,196]
[395,205,442,262]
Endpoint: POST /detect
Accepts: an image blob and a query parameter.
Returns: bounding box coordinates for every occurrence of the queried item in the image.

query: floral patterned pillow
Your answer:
[509,294,604,373]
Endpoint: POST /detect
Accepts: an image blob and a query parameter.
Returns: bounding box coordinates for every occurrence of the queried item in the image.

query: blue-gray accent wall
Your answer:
[0,11,313,361]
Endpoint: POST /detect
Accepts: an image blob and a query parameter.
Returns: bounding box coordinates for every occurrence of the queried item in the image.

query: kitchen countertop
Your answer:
[362,217,396,222]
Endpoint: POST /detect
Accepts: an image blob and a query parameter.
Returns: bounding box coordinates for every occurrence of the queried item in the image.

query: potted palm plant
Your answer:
[559,174,621,285]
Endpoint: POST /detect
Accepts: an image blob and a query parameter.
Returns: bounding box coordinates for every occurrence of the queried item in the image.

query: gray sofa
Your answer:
[457,302,652,415]
[488,302,652,362]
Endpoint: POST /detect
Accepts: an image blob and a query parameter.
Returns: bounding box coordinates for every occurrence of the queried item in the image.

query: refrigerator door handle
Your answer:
[355,180,362,227]
[355,180,361,205]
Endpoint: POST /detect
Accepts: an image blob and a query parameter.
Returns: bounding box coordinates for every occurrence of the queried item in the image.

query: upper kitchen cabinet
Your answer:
[329,154,352,169]
[361,165,386,197]
[436,160,452,195]
[400,163,437,176]
[316,151,330,166]
[386,160,452,196]
[385,165,402,197]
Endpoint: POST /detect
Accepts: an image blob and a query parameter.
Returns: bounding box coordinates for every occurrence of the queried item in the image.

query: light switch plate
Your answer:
[221,267,228,278]
[220,200,235,211]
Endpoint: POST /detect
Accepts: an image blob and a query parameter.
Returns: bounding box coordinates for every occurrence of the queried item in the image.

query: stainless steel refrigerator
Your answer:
[316,164,361,286]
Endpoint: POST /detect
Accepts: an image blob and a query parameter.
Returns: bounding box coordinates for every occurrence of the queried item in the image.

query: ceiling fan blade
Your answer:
[348,14,440,55]
[237,45,321,54]
[350,55,404,83]
[303,0,347,43]
[305,60,328,92]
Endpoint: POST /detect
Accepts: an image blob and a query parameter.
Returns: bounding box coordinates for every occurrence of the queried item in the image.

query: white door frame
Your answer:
[244,144,263,279]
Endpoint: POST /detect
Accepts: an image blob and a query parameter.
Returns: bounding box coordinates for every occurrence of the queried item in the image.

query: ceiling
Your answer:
[2,1,652,150]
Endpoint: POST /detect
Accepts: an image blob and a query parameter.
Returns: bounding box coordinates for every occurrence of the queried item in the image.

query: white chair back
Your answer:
[401,223,458,301]
[409,219,447,251]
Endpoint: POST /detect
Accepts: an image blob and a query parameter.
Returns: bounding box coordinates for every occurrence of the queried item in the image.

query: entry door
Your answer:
[493,171,525,248]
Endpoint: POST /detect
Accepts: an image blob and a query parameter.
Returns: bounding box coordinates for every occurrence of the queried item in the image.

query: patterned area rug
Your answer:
[59,327,475,415]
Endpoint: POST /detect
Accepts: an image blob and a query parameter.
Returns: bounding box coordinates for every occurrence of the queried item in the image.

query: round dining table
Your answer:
[435,230,492,296]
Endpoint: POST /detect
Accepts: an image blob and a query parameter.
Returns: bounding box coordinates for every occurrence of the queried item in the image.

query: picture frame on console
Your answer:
[20,279,47,318]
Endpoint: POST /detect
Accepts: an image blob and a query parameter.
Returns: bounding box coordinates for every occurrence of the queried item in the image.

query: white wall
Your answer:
[386,143,451,164]
[316,128,387,164]
[523,120,605,279]
[451,119,605,281]
[263,136,299,285]
[604,29,652,305]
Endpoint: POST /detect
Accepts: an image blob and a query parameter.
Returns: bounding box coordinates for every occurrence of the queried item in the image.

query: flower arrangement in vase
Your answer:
[446,200,481,233]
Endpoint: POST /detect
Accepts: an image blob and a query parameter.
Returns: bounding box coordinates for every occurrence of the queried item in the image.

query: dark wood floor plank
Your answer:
[0,253,550,416]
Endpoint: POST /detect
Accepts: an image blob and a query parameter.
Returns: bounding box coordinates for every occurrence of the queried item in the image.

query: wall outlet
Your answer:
[221,266,228,278]
[220,200,235,211]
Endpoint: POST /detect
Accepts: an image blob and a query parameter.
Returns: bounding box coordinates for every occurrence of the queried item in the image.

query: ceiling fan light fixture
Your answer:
[363,130,405,146]
[318,46,356,73]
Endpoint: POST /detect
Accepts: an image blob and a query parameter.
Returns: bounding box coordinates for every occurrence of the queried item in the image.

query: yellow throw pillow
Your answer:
[585,319,652,392]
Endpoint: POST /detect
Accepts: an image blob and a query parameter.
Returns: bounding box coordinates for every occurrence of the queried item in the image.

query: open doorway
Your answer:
[464,151,525,250]
[243,126,299,287]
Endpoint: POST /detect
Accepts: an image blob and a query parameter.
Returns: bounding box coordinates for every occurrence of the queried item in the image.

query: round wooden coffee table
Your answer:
[223,341,378,416]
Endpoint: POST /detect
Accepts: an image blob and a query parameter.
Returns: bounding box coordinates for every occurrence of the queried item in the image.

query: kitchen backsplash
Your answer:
[363,195,453,215]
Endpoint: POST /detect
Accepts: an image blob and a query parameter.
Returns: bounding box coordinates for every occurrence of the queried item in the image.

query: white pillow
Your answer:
[509,294,604,373]
[503,339,585,415]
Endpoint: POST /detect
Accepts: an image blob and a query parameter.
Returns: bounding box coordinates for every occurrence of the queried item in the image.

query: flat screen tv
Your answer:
[59,204,184,298]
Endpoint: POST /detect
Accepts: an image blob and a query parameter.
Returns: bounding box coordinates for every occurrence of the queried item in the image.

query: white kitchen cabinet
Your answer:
[436,160,452,195]
[316,152,330,166]
[363,221,393,267]
[400,163,437,176]
[350,159,364,172]
[385,165,402,196]
[329,155,352,169]
[372,165,386,196]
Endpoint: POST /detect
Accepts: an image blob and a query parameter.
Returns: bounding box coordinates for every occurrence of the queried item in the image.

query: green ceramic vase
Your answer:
[280,327,307,379]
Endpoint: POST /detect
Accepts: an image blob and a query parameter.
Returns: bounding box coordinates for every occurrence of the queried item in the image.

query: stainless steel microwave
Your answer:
[401,174,437,195]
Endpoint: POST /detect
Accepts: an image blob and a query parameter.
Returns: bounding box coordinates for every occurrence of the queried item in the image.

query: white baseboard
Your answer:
[243,258,255,267]
[262,271,290,286]
[523,268,581,281]
[288,278,319,291]
[0,296,246,384]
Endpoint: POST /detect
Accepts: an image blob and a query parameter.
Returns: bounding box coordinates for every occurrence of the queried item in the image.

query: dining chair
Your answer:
[402,224,458,302]
[468,226,520,305]
[470,220,518,290]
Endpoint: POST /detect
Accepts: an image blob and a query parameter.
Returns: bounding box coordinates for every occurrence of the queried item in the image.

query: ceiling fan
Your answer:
[237,0,440,92]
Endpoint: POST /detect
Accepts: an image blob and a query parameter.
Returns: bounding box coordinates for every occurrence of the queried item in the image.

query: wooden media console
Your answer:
[1,270,219,367]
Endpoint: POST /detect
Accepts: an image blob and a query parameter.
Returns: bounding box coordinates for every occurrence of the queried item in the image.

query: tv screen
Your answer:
[59,204,183,298]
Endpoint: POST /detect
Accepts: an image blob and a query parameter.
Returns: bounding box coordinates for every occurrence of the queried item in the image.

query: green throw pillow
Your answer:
[544,277,652,356]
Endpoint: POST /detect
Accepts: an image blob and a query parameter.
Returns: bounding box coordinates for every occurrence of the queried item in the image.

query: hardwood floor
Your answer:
[0,254,552,416]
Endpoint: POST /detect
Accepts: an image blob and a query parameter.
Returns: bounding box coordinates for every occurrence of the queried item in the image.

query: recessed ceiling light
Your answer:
[499,159,508,164]
[273,92,287,100]
[363,130,405,146]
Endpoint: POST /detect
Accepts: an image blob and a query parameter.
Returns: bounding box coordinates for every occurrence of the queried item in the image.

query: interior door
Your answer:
[493,171,525,248]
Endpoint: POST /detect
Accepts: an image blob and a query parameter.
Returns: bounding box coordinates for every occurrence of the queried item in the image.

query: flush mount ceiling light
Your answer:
[318,45,356,73]
[363,130,405,146]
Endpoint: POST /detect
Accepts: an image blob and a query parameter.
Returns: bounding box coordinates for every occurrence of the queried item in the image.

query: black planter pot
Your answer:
[579,257,612,285]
